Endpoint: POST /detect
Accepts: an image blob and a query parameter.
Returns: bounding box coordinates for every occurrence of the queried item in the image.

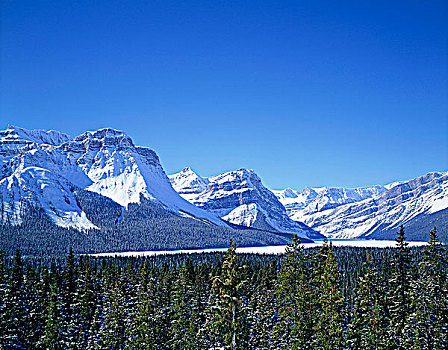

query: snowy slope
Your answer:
[0,126,96,229]
[273,185,388,219]
[273,172,448,239]
[169,167,210,202]
[0,126,227,229]
[169,168,321,239]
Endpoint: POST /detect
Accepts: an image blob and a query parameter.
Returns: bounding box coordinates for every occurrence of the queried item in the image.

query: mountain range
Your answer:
[169,167,320,239]
[1,126,446,256]
[0,126,315,256]
[170,167,448,242]
[272,172,448,240]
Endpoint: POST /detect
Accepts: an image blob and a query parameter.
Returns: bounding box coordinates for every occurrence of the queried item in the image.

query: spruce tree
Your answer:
[411,226,447,349]
[61,247,80,349]
[0,250,8,345]
[4,247,27,348]
[274,233,313,349]
[347,251,387,349]
[312,240,344,349]
[387,225,413,349]
[248,263,278,350]
[24,265,42,348]
[40,273,62,349]
[206,240,248,349]
[78,256,96,348]
[96,281,126,349]
[169,258,198,349]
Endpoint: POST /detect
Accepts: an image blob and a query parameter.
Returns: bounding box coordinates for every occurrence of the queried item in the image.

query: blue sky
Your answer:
[1,0,447,190]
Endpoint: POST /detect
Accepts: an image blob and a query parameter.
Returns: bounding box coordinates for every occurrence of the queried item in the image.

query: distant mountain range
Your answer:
[1,125,446,256]
[170,167,448,242]
[271,172,448,240]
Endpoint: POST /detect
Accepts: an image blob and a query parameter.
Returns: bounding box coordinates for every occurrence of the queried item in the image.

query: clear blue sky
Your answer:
[1,0,447,190]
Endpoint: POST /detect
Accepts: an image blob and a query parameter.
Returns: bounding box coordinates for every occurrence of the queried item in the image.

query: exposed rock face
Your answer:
[273,172,448,239]
[169,168,322,240]
[169,167,210,201]
[0,126,226,229]
[273,185,388,218]
[3,125,445,242]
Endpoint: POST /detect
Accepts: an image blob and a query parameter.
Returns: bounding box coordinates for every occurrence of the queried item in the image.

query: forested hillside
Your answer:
[0,198,296,257]
[1,226,447,349]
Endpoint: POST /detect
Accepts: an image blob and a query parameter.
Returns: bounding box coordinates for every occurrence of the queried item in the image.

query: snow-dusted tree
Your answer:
[387,225,413,349]
[192,261,213,349]
[23,265,43,347]
[347,251,387,349]
[205,240,248,349]
[124,261,155,349]
[274,234,313,349]
[77,256,96,348]
[169,258,199,349]
[0,250,8,345]
[152,264,174,347]
[40,272,62,349]
[4,247,27,348]
[248,262,278,350]
[408,227,447,349]
[312,239,344,349]
[95,280,127,349]
[61,247,81,349]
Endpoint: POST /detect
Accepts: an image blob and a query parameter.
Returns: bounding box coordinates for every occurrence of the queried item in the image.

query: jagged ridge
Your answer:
[169,167,322,240]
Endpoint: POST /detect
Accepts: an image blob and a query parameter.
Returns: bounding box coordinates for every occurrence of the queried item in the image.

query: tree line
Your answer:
[0,226,447,349]
[0,198,292,258]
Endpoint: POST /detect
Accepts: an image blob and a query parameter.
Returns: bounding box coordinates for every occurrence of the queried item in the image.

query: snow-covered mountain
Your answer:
[3,125,445,245]
[272,185,388,219]
[0,126,226,229]
[273,172,448,239]
[169,168,322,240]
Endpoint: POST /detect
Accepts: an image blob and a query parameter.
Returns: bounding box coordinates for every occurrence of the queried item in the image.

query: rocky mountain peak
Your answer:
[1,125,71,148]
[170,167,321,239]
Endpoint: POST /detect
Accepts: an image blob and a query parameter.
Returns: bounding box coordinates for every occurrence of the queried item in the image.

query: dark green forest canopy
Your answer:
[2,196,447,258]
[1,227,447,349]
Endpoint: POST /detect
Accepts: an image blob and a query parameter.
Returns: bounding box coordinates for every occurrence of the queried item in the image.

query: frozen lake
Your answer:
[91,239,428,257]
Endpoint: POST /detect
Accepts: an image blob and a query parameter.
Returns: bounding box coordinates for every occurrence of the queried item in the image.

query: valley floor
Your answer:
[91,239,428,257]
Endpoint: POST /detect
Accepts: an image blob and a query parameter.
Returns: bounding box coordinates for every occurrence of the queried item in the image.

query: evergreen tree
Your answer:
[24,265,42,347]
[152,264,174,348]
[0,250,8,345]
[411,226,447,349]
[193,261,212,349]
[61,247,80,348]
[4,247,27,348]
[248,262,278,350]
[95,281,126,349]
[40,273,62,349]
[347,251,387,349]
[206,240,248,349]
[274,234,313,349]
[169,258,198,349]
[78,256,96,348]
[127,264,155,349]
[387,225,413,349]
[312,240,344,349]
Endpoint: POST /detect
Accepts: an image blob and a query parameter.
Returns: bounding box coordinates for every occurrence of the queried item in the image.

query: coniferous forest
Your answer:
[0,226,447,349]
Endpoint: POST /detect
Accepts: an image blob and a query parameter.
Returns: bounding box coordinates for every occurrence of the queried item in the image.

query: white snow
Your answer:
[0,166,97,230]
[169,168,320,239]
[222,203,259,227]
[0,126,227,229]
[90,239,429,257]
[274,171,448,239]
